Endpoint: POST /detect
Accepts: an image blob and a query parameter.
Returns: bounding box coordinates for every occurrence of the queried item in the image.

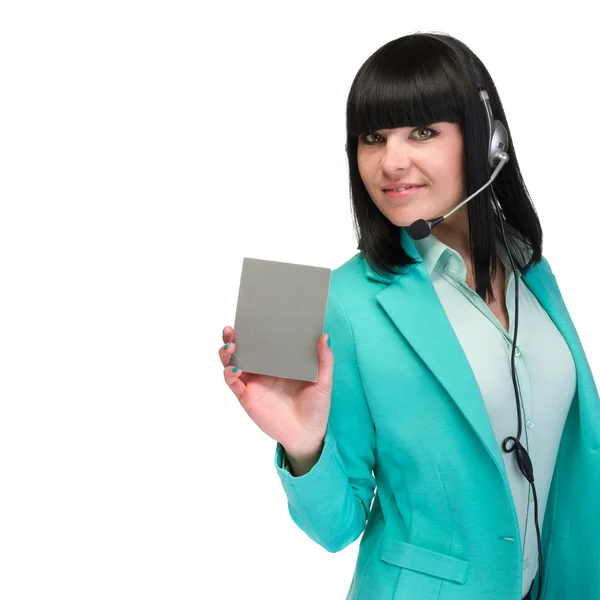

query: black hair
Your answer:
[345,32,543,303]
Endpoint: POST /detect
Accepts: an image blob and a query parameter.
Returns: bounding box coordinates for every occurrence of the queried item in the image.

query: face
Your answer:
[357,122,466,229]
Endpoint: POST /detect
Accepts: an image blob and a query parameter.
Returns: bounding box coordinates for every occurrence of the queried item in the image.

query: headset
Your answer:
[409,33,543,600]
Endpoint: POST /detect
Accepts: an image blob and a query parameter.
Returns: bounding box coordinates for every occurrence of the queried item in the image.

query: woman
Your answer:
[218,32,599,600]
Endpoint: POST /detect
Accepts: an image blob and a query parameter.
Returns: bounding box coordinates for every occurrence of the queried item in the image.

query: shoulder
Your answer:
[324,254,363,321]
[325,252,392,329]
[539,255,554,276]
[328,252,387,305]
[330,253,365,287]
[525,253,554,278]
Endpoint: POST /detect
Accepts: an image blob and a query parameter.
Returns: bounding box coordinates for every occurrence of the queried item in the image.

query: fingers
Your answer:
[223,364,246,400]
[222,326,234,344]
[218,339,236,368]
[220,326,236,367]
[221,325,245,399]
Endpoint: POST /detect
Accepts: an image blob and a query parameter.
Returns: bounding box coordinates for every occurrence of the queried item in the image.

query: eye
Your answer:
[411,127,439,140]
[359,132,384,145]
[358,127,440,145]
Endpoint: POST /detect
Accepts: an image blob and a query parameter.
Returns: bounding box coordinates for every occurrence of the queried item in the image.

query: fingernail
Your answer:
[232,367,239,373]
[223,343,230,349]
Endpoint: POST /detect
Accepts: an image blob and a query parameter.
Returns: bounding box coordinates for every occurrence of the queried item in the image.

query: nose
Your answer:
[380,136,413,174]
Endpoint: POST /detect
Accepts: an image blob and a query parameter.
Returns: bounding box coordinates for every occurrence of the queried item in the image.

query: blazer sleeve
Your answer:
[273,283,377,553]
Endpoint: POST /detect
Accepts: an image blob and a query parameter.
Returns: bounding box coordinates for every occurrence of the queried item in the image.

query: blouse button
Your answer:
[526,419,535,430]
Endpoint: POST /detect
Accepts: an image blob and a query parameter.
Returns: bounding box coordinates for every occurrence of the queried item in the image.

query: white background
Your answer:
[1,1,597,598]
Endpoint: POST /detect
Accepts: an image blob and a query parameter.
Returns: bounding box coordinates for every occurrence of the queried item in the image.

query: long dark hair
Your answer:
[345,32,543,303]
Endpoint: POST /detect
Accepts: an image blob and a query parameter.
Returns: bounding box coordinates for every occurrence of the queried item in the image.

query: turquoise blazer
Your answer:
[275,228,600,600]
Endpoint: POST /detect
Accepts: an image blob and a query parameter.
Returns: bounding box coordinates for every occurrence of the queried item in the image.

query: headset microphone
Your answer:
[408,151,509,240]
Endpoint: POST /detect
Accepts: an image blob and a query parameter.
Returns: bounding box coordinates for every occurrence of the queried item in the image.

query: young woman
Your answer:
[218,32,599,600]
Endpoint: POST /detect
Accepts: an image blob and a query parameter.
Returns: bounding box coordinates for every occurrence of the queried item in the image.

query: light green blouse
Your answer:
[411,231,576,598]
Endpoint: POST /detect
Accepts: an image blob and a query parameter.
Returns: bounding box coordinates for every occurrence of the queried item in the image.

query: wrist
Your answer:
[283,437,325,477]
[284,434,325,461]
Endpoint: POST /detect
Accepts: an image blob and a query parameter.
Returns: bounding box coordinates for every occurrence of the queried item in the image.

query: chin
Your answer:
[383,210,419,229]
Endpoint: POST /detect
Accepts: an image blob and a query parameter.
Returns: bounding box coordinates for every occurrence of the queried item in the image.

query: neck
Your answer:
[431,205,472,265]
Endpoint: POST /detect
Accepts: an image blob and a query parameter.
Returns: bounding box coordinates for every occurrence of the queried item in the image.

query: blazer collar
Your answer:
[410,223,534,279]
[365,227,593,482]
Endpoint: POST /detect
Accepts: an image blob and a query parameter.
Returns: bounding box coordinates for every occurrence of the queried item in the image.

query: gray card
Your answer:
[229,257,331,382]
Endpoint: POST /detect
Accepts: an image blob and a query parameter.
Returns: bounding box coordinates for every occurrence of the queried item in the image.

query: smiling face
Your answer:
[356,122,467,230]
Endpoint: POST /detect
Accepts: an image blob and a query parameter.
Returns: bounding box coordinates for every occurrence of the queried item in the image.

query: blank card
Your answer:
[229,258,331,382]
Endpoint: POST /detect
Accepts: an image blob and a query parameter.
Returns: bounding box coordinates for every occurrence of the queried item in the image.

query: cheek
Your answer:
[448,142,464,182]
[432,152,463,185]
[357,159,372,189]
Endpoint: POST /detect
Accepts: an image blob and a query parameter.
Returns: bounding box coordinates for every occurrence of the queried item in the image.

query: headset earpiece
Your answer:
[489,119,509,167]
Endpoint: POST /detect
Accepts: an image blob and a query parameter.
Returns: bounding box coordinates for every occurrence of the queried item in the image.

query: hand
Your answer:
[219,326,334,456]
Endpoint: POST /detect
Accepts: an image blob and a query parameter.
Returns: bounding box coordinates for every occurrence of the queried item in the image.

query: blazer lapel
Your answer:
[365,227,589,480]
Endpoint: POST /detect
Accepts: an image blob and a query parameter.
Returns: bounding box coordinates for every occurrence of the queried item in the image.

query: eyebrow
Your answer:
[367,123,438,134]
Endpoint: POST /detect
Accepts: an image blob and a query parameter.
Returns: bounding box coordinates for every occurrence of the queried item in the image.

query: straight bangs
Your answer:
[346,37,468,139]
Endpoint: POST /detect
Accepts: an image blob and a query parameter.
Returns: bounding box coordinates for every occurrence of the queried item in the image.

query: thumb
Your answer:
[316,334,334,392]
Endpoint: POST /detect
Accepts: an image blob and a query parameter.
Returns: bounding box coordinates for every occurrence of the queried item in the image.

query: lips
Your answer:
[382,184,424,191]
[383,185,425,200]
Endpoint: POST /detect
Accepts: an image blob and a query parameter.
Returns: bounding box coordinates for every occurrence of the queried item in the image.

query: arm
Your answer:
[274,284,376,553]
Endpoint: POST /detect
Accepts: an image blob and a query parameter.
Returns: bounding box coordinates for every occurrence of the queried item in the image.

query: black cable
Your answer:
[493,187,543,600]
